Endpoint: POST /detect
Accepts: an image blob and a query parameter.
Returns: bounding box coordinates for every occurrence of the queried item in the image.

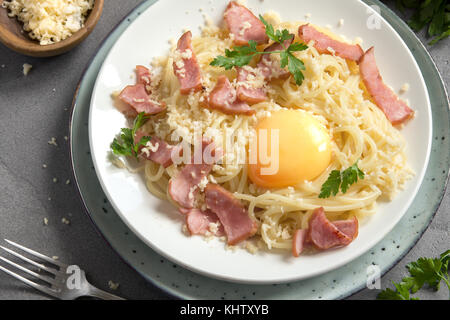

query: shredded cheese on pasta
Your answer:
[120,14,414,253]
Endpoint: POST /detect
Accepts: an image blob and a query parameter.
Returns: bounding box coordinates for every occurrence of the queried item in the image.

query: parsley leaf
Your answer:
[377,286,409,300]
[259,14,276,42]
[210,16,308,85]
[319,162,364,198]
[318,170,341,198]
[341,162,365,193]
[288,42,309,52]
[396,0,450,45]
[110,112,151,159]
[407,257,443,291]
[377,250,450,300]
[287,53,306,86]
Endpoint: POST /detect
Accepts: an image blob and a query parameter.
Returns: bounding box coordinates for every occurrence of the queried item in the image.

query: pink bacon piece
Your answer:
[307,207,355,250]
[134,130,182,168]
[168,139,221,209]
[135,65,152,93]
[332,217,359,240]
[292,229,308,257]
[235,67,267,104]
[173,31,203,95]
[359,47,414,125]
[257,34,295,80]
[235,35,294,104]
[118,84,165,115]
[298,24,364,61]
[205,75,256,115]
[205,183,258,245]
[224,1,268,46]
[179,208,225,237]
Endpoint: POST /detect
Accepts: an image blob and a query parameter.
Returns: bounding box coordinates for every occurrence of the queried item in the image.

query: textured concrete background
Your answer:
[0,0,448,300]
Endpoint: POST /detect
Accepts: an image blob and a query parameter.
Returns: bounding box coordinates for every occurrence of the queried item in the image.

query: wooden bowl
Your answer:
[0,0,104,57]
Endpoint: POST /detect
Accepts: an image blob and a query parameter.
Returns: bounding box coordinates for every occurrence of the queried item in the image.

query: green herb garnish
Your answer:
[210,15,308,85]
[378,250,450,300]
[110,112,151,159]
[396,0,450,45]
[319,162,365,198]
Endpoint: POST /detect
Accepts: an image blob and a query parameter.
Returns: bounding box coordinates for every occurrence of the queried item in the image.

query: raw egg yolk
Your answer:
[248,109,332,188]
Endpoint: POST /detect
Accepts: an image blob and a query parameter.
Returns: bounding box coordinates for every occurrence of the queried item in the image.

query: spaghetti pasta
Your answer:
[115,14,413,253]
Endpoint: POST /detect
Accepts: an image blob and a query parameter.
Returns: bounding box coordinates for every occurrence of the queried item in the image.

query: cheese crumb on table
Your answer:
[108,280,120,290]
[61,217,70,225]
[48,137,58,146]
[22,63,32,75]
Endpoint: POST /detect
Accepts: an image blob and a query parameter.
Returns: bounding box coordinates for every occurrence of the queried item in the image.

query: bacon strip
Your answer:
[118,84,165,115]
[236,67,267,104]
[307,207,354,250]
[224,1,268,46]
[135,65,152,90]
[168,162,212,209]
[134,130,182,168]
[180,208,225,236]
[142,138,182,168]
[359,47,414,125]
[205,183,257,245]
[257,35,294,80]
[173,31,203,95]
[298,24,363,61]
[168,139,220,209]
[113,94,137,118]
[292,229,308,257]
[205,75,256,115]
[332,217,359,240]
[235,35,294,104]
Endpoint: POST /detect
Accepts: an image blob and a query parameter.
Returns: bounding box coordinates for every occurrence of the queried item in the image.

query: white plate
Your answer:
[89,0,432,284]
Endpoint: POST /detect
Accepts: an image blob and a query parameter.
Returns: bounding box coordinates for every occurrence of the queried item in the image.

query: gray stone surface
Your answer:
[0,0,448,300]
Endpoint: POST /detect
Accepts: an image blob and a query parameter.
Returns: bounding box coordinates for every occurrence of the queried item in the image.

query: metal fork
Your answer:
[0,239,125,300]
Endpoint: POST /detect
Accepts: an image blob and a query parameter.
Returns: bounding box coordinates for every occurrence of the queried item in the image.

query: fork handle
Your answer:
[87,285,126,300]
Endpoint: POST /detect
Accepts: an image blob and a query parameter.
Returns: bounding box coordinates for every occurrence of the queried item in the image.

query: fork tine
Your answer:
[0,256,58,286]
[4,239,67,268]
[0,264,59,299]
[0,246,58,275]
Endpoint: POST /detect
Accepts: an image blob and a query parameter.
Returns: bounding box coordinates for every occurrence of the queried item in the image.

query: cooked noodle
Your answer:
[117,14,413,251]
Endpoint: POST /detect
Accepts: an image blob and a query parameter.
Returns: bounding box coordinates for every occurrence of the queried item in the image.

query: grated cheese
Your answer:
[198,176,209,192]
[400,83,410,94]
[2,0,94,45]
[108,280,120,290]
[239,21,252,36]
[22,63,32,75]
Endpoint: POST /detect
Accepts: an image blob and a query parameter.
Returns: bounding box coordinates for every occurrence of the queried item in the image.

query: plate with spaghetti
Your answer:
[89,0,432,283]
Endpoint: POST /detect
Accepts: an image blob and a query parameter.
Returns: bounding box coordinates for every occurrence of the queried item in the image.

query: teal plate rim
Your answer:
[69,0,449,300]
